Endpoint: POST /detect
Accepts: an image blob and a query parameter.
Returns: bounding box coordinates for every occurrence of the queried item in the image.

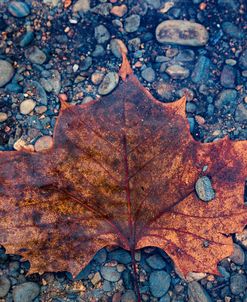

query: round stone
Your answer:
[230,244,245,265]
[0,60,14,87]
[146,254,166,269]
[215,89,237,109]
[230,274,247,295]
[0,112,8,123]
[73,0,90,13]
[124,14,141,33]
[94,25,110,44]
[110,39,128,58]
[25,46,47,65]
[188,281,212,302]
[110,4,127,17]
[121,290,137,302]
[195,176,215,202]
[13,282,40,302]
[98,72,119,95]
[0,276,11,298]
[100,266,121,282]
[166,64,190,79]
[34,136,53,152]
[20,99,36,115]
[141,67,156,82]
[149,270,171,298]
[8,1,30,18]
[156,20,208,46]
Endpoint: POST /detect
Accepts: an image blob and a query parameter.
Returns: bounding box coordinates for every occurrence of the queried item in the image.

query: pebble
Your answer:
[0,112,8,123]
[220,65,236,88]
[91,272,101,286]
[239,49,247,70]
[230,274,247,295]
[149,270,171,298]
[20,31,34,47]
[0,60,14,87]
[159,294,171,302]
[91,71,104,85]
[8,1,30,18]
[91,3,112,16]
[155,82,173,100]
[73,0,90,13]
[155,20,208,46]
[81,56,92,71]
[166,65,190,79]
[222,22,244,39]
[92,45,105,57]
[195,176,215,202]
[25,81,48,105]
[20,99,36,115]
[230,244,245,265]
[110,39,128,58]
[25,46,47,65]
[0,276,11,298]
[145,0,161,9]
[110,4,128,17]
[188,281,212,302]
[13,282,40,302]
[108,249,131,264]
[215,89,237,109]
[98,72,119,95]
[191,56,211,83]
[146,254,166,269]
[34,136,53,152]
[124,14,141,33]
[218,0,239,10]
[100,266,121,282]
[94,25,110,44]
[235,103,247,122]
[121,290,137,302]
[175,49,195,62]
[141,67,156,82]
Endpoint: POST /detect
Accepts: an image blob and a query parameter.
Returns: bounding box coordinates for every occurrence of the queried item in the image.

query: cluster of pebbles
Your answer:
[0,0,246,301]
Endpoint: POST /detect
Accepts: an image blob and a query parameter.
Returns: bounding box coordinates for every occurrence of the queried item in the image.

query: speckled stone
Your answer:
[8,1,30,18]
[0,60,14,87]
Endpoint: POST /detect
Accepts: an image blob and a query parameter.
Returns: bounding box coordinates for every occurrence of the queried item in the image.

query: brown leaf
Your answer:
[0,56,247,284]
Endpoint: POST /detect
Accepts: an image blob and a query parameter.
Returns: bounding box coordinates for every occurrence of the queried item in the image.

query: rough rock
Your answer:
[0,276,11,298]
[13,282,40,302]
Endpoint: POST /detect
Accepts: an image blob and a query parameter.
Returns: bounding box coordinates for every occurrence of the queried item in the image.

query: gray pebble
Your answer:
[100,266,121,282]
[8,1,30,17]
[25,81,48,105]
[13,282,40,302]
[215,89,237,109]
[81,56,92,71]
[220,65,236,88]
[156,20,208,46]
[92,45,105,57]
[235,103,247,122]
[166,65,190,79]
[94,25,110,44]
[222,22,244,39]
[195,176,215,202]
[146,254,166,270]
[0,276,11,298]
[124,14,141,33]
[110,39,128,58]
[20,31,34,47]
[188,281,212,302]
[103,280,112,291]
[218,0,239,10]
[121,290,137,302]
[175,49,195,62]
[230,274,247,295]
[128,38,141,51]
[144,0,161,9]
[191,56,211,84]
[108,249,131,264]
[160,294,171,302]
[98,72,119,95]
[91,3,112,16]
[25,46,46,64]
[230,244,245,265]
[239,49,247,70]
[149,270,171,298]
[141,67,156,82]
[0,60,14,87]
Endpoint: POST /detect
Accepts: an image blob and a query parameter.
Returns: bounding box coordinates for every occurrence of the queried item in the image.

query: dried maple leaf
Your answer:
[0,53,247,296]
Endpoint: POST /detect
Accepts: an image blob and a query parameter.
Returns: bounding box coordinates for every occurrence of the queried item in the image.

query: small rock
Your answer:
[34,136,53,152]
[25,46,46,64]
[25,81,48,105]
[149,270,171,298]
[186,272,207,282]
[145,0,161,9]
[155,82,173,100]
[108,249,131,264]
[100,266,121,282]
[8,1,30,17]
[146,254,166,269]
[159,294,171,302]
[215,89,237,110]
[98,72,119,95]
[20,99,36,115]
[222,22,244,39]
[94,25,110,44]
[91,71,104,85]
[20,31,34,47]
[156,20,208,46]
[239,49,247,70]
[110,4,127,17]
[188,281,212,302]
[0,60,14,87]
[218,0,239,10]
[225,59,237,66]
[220,65,236,88]
[0,276,11,298]
[166,65,190,79]
[230,244,245,265]
[236,229,247,248]
[73,0,90,13]
[191,56,211,84]
[195,176,215,202]
[110,39,128,58]
[235,103,247,122]
[175,49,195,62]
[81,56,92,71]
[230,274,247,295]
[91,3,112,16]
[92,45,105,57]
[91,272,101,286]
[0,112,8,123]
[141,67,156,82]
[13,282,40,302]
[124,14,141,33]
[121,290,136,302]
[128,38,141,51]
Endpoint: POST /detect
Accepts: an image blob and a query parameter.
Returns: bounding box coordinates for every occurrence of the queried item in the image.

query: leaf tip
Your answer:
[119,52,133,81]
[58,93,71,111]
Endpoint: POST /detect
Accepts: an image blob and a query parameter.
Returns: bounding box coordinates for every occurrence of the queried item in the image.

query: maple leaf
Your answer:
[0,53,247,297]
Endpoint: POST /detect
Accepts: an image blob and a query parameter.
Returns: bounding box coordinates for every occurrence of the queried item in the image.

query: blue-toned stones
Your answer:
[0,60,14,87]
[8,1,30,18]
[195,176,215,202]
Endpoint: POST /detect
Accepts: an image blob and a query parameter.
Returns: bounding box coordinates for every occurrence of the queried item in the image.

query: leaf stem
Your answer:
[130,247,141,302]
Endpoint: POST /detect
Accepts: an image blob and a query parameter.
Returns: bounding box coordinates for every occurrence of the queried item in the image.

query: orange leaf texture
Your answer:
[0,55,247,284]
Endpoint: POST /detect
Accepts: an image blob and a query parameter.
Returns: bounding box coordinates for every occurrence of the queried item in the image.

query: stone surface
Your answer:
[8,1,30,17]
[141,67,156,82]
[25,46,47,64]
[94,25,110,44]
[73,0,90,13]
[0,60,14,87]
[100,266,121,282]
[156,20,208,46]
[121,290,137,302]
[108,249,131,264]
[239,49,247,70]
[149,270,171,298]
[166,64,190,79]
[34,136,53,152]
[0,276,11,298]
[195,176,215,202]
[13,282,40,302]
[146,254,166,269]
[98,72,119,95]
[215,89,237,110]
[110,39,128,58]
[20,99,36,115]
[230,274,247,295]
[230,244,245,265]
[191,56,211,83]
[188,281,212,302]
[110,4,127,17]
[220,65,236,88]
[124,14,140,33]
[0,112,8,123]
[222,22,244,39]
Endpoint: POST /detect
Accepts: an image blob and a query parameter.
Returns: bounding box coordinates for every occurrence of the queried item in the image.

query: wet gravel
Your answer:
[0,0,246,301]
